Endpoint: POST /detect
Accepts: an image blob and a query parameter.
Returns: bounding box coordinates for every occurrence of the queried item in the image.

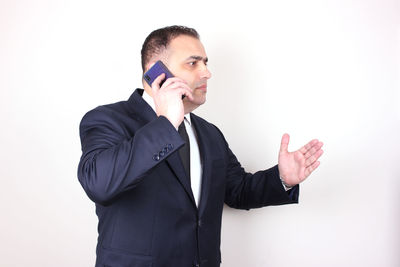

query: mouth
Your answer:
[196,84,207,92]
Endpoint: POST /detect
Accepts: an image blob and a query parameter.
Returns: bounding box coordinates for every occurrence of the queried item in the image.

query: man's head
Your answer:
[141,25,212,108]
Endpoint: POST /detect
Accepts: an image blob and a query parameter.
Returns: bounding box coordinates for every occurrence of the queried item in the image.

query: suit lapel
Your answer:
[128,89,196,207]
[166,152,196,206]
[190,113,213,216]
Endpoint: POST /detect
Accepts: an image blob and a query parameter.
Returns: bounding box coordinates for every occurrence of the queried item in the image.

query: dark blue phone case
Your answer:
[143,60,174,87]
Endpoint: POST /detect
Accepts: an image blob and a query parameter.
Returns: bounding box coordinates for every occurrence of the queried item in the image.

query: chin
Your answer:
[192,90,206,104]
[193,95,206,106]
[184,96,206,110]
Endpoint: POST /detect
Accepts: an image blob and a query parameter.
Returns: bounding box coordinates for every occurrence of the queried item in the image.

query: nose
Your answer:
[200,64,212,79]
[204,67,212,79]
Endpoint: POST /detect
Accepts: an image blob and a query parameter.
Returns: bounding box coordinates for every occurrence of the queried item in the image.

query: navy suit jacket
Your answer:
[78,89,299,267]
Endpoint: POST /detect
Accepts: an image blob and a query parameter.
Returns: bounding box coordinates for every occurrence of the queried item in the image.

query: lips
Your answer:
[196,84,207,91]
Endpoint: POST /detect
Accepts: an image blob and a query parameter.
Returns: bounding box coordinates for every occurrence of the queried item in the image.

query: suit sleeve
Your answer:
[217,129,299,210]
[77,108,184,206]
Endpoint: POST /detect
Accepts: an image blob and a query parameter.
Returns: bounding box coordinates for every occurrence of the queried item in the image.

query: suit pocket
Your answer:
[99,246,153,267]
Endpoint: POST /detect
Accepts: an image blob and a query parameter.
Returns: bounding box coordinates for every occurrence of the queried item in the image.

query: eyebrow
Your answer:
[186,55,208,63]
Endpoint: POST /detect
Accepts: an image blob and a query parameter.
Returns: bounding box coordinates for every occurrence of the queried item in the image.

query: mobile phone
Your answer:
[143,60,184,99]
[143,60,174,87]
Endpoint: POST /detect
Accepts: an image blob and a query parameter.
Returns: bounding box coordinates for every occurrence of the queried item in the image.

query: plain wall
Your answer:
[1,0,399,266]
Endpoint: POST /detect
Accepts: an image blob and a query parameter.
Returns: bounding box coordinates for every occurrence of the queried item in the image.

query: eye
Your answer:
[188,61,197,66]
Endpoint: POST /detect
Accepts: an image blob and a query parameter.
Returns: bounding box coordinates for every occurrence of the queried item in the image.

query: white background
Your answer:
[1,0,399,266]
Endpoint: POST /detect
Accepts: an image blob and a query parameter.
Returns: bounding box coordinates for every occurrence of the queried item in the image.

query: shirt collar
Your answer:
[142,90,191,125]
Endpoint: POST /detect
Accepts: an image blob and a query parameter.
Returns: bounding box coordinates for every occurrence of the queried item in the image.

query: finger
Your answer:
[160,77,188,88]
[162,81,193,99]
[151,73,166,93]
[299,139,319,154]
[162,81,191,91]
[304,142,324,159]
[179,87,194,101]
[280,133,290,154]
[305,161,320,178]
[305,149,324,167]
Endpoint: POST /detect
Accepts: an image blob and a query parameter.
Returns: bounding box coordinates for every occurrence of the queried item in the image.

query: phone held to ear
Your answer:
[144,60,174,87]
[143,61,185,99]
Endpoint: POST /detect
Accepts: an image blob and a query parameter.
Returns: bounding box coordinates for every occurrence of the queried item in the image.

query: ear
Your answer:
[145,61,157,73]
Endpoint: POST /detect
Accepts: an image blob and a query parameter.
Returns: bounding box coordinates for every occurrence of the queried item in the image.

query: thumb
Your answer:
[280,133,290,154]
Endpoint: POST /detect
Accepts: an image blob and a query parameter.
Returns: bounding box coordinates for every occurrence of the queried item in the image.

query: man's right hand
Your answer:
[151,73,194,130]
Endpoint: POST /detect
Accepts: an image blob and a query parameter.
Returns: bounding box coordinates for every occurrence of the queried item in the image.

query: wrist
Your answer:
[280,176,294,191]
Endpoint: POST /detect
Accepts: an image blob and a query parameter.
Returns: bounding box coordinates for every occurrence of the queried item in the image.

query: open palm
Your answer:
[278,134,323,186]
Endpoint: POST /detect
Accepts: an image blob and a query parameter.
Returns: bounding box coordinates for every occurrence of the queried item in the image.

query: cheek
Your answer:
[176,72,197,89]
[182,76,196,89]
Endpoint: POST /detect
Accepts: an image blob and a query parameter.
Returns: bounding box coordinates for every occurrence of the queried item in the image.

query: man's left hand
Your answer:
[278,133,324,187]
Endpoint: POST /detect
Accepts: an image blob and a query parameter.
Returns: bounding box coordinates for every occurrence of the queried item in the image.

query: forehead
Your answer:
[167,35,207,59]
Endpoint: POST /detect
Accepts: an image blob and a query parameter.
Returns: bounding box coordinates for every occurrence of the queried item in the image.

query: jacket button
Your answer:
[153,154,160,161]
[167,144,173,150]
[198,220,202,227]
[159,150,165,157]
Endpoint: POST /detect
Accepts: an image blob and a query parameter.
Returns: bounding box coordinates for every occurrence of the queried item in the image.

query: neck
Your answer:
[143,84,153,97]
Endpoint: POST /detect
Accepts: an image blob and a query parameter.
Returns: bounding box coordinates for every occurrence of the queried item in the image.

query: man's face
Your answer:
[165,35,212,107]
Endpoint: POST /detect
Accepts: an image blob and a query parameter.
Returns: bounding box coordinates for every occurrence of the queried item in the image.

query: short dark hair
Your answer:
[141,25,199,72]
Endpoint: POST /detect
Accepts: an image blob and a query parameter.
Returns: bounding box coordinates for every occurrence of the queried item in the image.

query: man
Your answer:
[78,25,323,267]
